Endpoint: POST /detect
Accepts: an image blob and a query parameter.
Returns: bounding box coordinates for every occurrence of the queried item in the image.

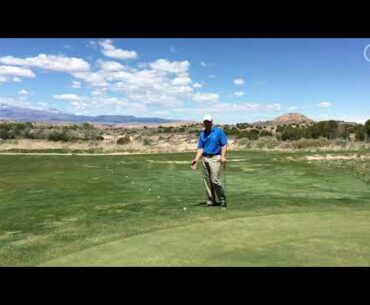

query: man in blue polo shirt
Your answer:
[191,114,228,208]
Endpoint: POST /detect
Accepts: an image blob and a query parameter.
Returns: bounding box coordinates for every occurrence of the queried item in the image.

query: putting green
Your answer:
[42,209,370,266]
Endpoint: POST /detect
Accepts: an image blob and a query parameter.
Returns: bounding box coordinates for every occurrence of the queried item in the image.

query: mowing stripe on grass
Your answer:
[41,210,370,267]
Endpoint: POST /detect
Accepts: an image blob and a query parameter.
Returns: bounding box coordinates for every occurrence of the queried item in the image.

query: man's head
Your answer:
[203,114,213,131]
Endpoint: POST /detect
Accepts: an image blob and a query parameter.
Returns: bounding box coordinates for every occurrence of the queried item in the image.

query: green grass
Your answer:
[1,150,370,266]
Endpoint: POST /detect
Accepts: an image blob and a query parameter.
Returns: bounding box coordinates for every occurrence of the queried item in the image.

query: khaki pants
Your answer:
[201,155,226,203]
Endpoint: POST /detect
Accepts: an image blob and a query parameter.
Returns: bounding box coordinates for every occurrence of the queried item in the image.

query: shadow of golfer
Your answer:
[192,201,221,207]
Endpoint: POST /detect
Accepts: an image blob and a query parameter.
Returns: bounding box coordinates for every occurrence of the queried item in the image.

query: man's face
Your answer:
[204,120,212,130]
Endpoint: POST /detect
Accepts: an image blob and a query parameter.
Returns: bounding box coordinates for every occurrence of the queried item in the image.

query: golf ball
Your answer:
[157,196,160,199]
[183,207,187,211]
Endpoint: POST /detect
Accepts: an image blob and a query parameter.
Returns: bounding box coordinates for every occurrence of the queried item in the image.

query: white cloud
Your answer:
[172,102,282,122]
[172,75,192,86]
[72,71,109,88]
[200,62,215,68]
[53,94,86,101]
[12,77,22,82]
[99,39,137,60]
[0,54,90,73]
[0,96,31,108]
[150,59,190,74]
[154,110,170,115]
[71,80,81,89]
[0,65,36,78]
[72,58,196,108]
[18,89,29,95]
[234,91,245,97]
[208,74,216,79]
[212,102,281,113]
[193,83,202,88]
[233,78,245,85]
[193,92,219,103]
[37,102,48,107]
[91,89,107,96]
[0,76,8,84]
[98,60,125,71]
[317,102,332,108]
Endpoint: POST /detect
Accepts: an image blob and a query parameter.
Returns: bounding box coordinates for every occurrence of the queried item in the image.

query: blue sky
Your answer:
[0,38,369,124]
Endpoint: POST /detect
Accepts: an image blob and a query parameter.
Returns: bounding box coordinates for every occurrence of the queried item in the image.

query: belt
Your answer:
[203,153,220,157]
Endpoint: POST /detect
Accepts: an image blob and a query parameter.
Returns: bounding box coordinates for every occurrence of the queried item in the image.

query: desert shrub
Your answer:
[82,122,94,129]
[143,138,152,145]
[48,130,69,141]
[255,137,279,149]
[260,130,272,137]
[365,119,370,141]
[162,127,173,133]
[237,137,253,148]
[292,138,330,149]
[117,135,131,145]
[247,129,260,140]
[281,127,303,141]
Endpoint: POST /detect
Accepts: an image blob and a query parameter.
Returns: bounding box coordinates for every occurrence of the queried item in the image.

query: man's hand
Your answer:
[220,157,227,169]
[191,159,198,170]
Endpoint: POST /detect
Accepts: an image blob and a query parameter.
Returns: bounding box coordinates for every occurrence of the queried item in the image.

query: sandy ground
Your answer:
[293,154,370,161]
[0,138,239,154]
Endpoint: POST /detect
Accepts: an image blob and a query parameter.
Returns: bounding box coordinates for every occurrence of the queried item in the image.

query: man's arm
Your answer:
[220,129,228,168]
[191,148,203,170]
[220,145,227,168]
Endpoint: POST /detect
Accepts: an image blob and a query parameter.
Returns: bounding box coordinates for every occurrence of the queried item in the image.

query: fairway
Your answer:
[1,150,370,266]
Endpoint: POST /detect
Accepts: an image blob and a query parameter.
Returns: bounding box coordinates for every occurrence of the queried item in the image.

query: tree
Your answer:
[281,127,304,141]
[365,119,370,141]
[354,124,365,141]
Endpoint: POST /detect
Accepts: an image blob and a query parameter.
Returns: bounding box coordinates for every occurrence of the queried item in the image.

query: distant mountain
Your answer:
[252,113,315,126]
[0,103,179,125]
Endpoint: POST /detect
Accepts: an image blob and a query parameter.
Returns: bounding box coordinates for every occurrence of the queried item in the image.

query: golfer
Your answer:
[191,114,228,208]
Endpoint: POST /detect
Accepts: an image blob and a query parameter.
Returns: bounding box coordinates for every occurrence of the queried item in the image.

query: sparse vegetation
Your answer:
[1,114,369,151]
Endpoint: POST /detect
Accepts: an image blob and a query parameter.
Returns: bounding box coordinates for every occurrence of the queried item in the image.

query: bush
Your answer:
[48,130,69,142]
[365,119,370,141]
[260,130,272,137]
[117,135,131,145]
[236,123,250,129]
[238,130,250,138]
[281,127,303,141]
[355,125,365,141]
[143,138,152,145]
[82,122,94,129]
[162,127,173,133]
[316,120,338,139]
[248,129,260,140]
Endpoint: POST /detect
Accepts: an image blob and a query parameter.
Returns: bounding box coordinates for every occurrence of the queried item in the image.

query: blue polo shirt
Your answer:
[197,126,228,155]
